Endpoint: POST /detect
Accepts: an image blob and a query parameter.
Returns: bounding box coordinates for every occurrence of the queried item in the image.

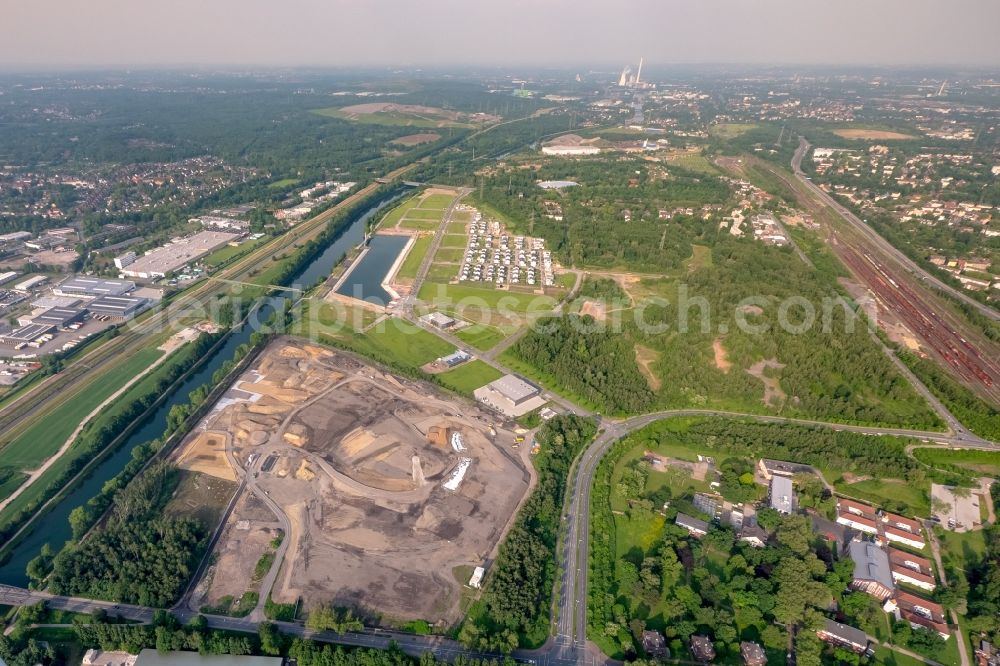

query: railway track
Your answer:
[0,165,414,447]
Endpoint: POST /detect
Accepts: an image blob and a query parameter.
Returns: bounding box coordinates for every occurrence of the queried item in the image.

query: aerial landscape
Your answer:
[1,1,1000,665]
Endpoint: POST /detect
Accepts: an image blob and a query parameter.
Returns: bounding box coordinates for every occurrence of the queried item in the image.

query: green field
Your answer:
[433,247,466,263]
[398,219,441,231]
[836,478,931,516]
[394,235,432,281]
[436,360,503,395]
[328,318,454,370]
[914,448,1000,476]
[426,263,458,281]
[441,233,468,247]
[0,471,27,503]
[454,323,506,351]
[709,123,759,138]
[445,222,468,235]
[418,282,557,314]
[268,178,300,189]
[204,237,267,268]
[0,348,165,470]
[419,193,455,209]
[313,107,473,129]
[404,208,446,220]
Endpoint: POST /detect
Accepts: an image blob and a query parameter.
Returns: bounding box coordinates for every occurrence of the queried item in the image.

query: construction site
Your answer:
[175,337,530,626]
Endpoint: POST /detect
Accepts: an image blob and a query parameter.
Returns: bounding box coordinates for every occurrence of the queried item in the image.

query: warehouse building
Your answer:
[0,323,55,347]
[121,231,241,279]
[33,306,86,329]
[87,295,150,320]
[55,276,136,299]
[473,374,546,417]
[31,295,81,310]
[0,271,19,286]
[14,275,49,292]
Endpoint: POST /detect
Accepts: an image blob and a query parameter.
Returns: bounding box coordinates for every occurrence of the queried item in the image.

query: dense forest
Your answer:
[511,314,653,414]
[47,462,205,607]
[474,158,729,271]
[460,415,596,651]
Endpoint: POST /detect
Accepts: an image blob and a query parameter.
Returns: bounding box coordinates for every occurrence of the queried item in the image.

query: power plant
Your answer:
[618,57,650,89]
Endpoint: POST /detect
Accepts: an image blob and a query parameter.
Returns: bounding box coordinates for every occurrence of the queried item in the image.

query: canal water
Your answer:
[0,186,409,587]
[334,234,410,306]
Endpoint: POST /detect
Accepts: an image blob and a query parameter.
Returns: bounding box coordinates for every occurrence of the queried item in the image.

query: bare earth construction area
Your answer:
[175,337,529,626]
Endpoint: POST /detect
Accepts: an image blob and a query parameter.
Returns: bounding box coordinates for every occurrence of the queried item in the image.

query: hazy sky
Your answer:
[5,0,1000,70]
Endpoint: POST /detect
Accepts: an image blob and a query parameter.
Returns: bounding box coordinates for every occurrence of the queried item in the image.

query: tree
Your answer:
[258,622,283,656]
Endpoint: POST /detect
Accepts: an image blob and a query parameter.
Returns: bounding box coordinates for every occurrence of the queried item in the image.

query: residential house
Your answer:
[740,641,767,666]
[769,475,795,514]
[817,618,869,654]
[837,499,880,535]
[690,635,716,663]
[642,630,668,659]
[888,548,936,591]
[890,591,950,640]
[676,513,709,538]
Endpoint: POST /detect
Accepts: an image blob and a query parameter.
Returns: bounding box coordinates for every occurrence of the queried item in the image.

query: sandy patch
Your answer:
[635,345,662,391]
[391,133,441,146]
[746,358,787,407]
[832,128,915,140]
[175,431,236,481]
[712,338,732,373]
[580,299,607,321]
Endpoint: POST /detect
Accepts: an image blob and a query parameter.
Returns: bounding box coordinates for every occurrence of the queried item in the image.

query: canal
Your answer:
[334,234,410,306]
[0,186,410,587]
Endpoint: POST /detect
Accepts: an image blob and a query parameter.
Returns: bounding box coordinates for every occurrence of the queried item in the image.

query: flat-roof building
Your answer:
[14,275,48,292]
[0,323,56,346]
[34,306,86,329]
[55,276,136,299]
[473,374,546,418]
[87,295,150,320]
[0,271,19,286]
[420,312,456,329]
[769,475,795,514]
[31,295,81,310]
[121,231,241,279]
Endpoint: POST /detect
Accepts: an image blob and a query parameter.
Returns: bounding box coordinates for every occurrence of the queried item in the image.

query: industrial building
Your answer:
[120,231,241,279]
[0,271,19,286]
[86,295,150,320]
[114,250,137,269]
[33,306,86,329]
[0,323,56,347]
[473,374,546,418]
[420,312,456,329]
[55,276,136,299]
[437,350,470,368]
[14,275,48,292]
[31,295,81,310]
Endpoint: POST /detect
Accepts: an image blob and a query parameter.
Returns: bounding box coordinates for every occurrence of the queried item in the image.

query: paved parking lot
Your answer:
[931,483,982,532]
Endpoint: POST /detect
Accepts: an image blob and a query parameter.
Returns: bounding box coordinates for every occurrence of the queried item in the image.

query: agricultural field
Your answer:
[832,128,917,140]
